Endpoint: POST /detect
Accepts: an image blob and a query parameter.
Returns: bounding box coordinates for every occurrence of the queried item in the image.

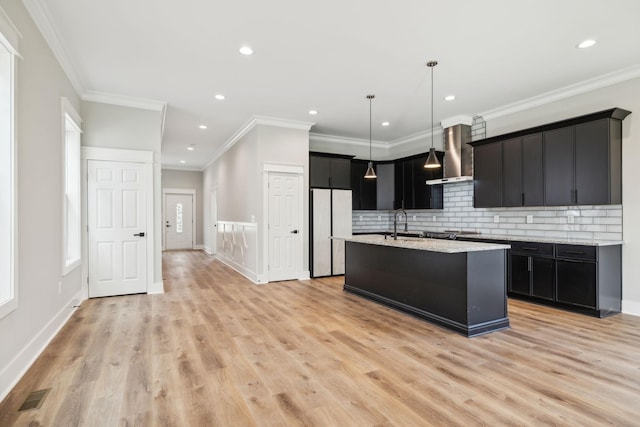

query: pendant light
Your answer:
[364,94,377,179]
[424,60,442,169]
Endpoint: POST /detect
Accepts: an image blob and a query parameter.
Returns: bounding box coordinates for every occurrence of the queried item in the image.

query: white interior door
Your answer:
[268,172,301,281]
[88,160,147,298]
[210,190,217,255]
[165,193,194,250]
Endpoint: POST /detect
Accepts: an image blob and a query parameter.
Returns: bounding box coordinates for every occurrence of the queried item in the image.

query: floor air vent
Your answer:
[18,388,51,412]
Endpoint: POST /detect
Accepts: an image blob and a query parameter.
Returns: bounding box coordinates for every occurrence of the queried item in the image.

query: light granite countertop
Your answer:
[353,231,622,247]
[454,233,623,247]
[339,234,511,254]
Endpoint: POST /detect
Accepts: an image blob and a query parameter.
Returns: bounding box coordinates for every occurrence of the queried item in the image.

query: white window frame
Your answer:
[62,97,82,275]
[0,6,20,319]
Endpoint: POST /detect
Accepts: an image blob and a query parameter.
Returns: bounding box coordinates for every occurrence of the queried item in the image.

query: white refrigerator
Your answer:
[310,189,352,277]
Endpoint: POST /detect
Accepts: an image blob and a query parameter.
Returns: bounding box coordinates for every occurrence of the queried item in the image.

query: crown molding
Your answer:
[202,115,315,170]
[82,91,167,112]
[21,0,85,94]
[309,132,387,149]
[252,115,315,131]
[161,166,203,173]
[440,115,474,129]
[480,63,640,122]
[387,127,443,149]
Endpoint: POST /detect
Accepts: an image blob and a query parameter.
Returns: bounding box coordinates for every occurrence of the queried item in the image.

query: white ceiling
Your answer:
[30,0,640,170]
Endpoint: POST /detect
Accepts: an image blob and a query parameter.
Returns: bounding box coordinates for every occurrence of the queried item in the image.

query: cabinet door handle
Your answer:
[522,247,539,251]
[565,250,584,255]
[521,193,525,205]
[528,256,532,272]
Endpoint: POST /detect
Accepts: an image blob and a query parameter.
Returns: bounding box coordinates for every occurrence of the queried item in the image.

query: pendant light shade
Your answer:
[364,94,377,179]
[424,147,440,168]
[424,61,442,169]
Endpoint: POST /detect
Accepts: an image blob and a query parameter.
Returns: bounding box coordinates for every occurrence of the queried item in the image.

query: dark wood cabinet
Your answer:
[506,241,621,317]
[310,153,352,189]
[574,119,621,205]
[350,160,377,210]
[376,163,395,210]
[508,242,555,301]
[471,108,630,208]
[521,133,544,206]
[473,142,502,208]
[502,137,522,207]
[543,126,575,205]
[556,260,597,308]
[393,152,444,210]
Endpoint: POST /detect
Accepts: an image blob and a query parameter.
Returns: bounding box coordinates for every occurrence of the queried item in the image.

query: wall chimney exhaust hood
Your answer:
[427,117,473,185]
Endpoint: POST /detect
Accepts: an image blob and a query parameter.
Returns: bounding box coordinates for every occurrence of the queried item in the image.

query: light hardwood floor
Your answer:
[1,250,640,426]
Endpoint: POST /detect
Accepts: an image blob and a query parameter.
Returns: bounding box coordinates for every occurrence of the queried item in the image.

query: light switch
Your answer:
[526,215,533,224]
[493,215,500,223]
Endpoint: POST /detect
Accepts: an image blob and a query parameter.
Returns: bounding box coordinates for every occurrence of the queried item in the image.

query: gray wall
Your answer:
[81,100,164,287]
[161,169,204,246]
[0,0,82,399]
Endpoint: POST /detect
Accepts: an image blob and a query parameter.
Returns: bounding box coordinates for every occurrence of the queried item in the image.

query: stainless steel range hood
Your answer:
[426,120,473,185]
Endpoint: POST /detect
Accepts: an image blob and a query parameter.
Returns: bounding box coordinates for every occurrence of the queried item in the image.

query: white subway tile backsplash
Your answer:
[353,181,623,241]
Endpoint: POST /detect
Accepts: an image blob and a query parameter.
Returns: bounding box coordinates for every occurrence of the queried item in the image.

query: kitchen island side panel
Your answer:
[344,240,509,336]
[466,249,508,325]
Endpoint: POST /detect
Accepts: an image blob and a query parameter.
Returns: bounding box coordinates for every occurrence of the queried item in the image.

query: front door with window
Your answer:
[87,160,147,297]
[165,193,194,250]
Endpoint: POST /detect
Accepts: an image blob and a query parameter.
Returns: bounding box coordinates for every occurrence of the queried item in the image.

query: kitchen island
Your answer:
[343,235,511,337]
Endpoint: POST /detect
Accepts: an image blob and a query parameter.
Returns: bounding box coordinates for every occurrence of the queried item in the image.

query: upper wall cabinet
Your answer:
[470,108,630,208]
[350,160,377,210]
[310,152,353,189]
[394,152,444,210]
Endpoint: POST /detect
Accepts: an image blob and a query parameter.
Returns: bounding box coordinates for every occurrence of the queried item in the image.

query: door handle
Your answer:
[291,229,299,234]
[134,232,145,237]
[166,224,171,227]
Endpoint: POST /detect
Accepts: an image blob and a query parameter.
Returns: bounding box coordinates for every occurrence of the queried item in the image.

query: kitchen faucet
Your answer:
[393,208,408,240]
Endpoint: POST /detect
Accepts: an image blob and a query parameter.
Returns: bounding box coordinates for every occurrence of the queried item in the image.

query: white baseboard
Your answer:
[256,274,268,284]
[216,254,258,284]
[194,244,204,250]
[298,270,311,281]
[147,281,164,294]
[203,246,215,255]
[0,290,84,402]
[622,299,640,317]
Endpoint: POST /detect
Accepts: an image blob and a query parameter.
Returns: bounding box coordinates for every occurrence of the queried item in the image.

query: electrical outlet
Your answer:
[378,215,381,221]
[567,214,575,224]
[526,215,533,224]
[359,215,363,221]
[493,215,500,223]
[58,281,62,294]
[432,216,437,222]
[413,215,416,221]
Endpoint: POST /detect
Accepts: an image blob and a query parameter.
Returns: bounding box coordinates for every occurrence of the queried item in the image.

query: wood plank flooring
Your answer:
[1,250,640,426]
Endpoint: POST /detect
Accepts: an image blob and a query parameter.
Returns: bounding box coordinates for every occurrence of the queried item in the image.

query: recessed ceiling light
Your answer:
[239,46,253,55]
[444,95,456,101]
[308,110,318,115]
[199,125,207,129]
[215,94,225,100]
[180,160,186,164]
[577,39,596,49]
[382,122,390,127]
[187,145,195,151]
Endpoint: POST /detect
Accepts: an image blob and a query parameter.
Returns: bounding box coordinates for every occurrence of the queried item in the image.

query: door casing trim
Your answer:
[81,147,154,299]
[262,163,305,283]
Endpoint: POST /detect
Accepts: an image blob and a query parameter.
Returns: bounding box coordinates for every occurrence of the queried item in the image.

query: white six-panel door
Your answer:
[88,160,147,297]
[268,173,301,281]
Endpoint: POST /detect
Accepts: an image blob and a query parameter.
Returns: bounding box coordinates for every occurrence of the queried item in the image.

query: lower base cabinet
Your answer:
[556,260,597,308]
[505,241,621,317]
